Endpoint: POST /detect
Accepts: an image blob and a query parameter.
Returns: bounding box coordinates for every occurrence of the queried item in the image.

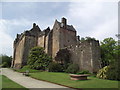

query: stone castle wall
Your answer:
[12,18,101,73]
[67,40,101,73]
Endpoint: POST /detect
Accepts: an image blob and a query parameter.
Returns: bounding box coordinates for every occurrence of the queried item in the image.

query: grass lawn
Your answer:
[30,72,119,89]
[1,75,28,89]
[12,66,40,73]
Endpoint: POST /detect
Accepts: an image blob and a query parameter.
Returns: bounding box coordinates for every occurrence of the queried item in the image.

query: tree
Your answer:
[55,48,71,70]
[27,47,52,70]
[80,37,96,42]
[97,37,120,80]
[55,48,71,65]
[0,54,12,67]
[100,37,117,67]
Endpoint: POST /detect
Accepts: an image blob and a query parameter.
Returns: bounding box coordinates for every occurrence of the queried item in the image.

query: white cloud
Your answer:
[67,1,118,41]
[0,19,34,56]
[0,18,54,56]
[88,18,118,41]
[0,19,13,56]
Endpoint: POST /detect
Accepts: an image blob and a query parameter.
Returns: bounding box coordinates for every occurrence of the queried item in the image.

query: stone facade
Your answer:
[11,17,101,73]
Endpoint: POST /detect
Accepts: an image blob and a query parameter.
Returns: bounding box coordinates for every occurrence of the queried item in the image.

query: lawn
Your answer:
[12,66,40,73]
[30,72,119,89]
[1,75,28,89]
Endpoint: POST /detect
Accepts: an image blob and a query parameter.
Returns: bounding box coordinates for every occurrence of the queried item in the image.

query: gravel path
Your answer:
[2,68,74,90]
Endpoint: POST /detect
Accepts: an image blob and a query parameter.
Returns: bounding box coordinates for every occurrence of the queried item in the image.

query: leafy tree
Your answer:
[27,47,52,70]
[100,37,117,67]
[80,37,96,42]
[55,48,71,65]
[98,37,120,80]
[85,37,96,41]
[0,54,12,67]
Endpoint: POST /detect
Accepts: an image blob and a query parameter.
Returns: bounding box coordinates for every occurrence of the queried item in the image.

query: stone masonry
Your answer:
[11,17,101,73]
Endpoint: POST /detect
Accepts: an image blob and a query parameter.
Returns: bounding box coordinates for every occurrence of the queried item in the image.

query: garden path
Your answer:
[2,68,74,90]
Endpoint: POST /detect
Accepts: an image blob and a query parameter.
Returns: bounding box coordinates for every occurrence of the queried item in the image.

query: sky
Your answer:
[0,0,119,56]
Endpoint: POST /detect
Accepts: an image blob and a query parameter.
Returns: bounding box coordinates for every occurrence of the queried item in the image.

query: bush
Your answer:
[2,62,8,67]
[0,54,12,67]
[55,48,71,65]
[97,65,120,80]
[27,47,52,70]
[77,70,90,74]
[65,64,79,74]
[97,66,109,79]
[48,62,63,72]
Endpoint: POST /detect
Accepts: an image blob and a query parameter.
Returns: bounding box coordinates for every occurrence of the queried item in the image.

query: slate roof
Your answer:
[56,20,76,31]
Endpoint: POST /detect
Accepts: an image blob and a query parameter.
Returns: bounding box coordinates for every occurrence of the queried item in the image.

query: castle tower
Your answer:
[51,17,77,59]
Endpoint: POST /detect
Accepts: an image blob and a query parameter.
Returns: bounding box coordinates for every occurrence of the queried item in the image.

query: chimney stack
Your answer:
[61,17,67,28]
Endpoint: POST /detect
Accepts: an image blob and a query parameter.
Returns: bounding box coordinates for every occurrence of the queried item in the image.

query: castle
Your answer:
[11,17,101,73]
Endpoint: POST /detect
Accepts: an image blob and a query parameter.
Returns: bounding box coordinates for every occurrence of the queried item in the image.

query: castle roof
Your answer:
[56,19,76,31]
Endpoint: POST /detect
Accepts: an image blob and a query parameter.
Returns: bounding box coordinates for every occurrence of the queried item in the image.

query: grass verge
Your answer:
[1,75,28,89]
[30,72,119,89]
[12,66,40,73]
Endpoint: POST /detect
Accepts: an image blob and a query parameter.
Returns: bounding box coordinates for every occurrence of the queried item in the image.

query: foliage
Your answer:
[48,62,63,72]
[0,54,12,67]
[77,70,90,74]
[55,48,71,65]
[27,47,52,70]
[96,66,109,79]
[30,72,119,88]
[80,37,96,42]
[97,37,120,81]
[100,37,117,67]
[14,65,40,73]
[97,64,120,80]
[2,62,9,67]
[65,63,79,74]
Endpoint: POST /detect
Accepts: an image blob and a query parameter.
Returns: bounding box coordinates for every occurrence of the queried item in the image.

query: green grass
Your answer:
[13,66,40,73]
[30,72,119,89]
[1,75,28,89]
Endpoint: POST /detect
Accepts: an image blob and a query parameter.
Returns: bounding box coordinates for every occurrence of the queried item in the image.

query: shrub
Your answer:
[48,62,63,72]
[55,48,71,65]
[0,54,12,67]
[77,70,90,74]
[97,66,110,79]
[27,47,52,70]
[65,64,79,74]
[97,65,120,80]
[2,62,8,67]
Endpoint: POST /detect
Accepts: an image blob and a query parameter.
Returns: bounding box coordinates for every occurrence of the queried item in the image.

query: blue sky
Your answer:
[0,0,118,56]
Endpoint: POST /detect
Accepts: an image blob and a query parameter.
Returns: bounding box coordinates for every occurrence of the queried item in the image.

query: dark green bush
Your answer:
[48,62,63,72]
[65,64,79,74]
[2,62,8,67]
[0,54,12,67]
[27,47,52,70]
[77,70,90,74]
[55,48,71,65]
